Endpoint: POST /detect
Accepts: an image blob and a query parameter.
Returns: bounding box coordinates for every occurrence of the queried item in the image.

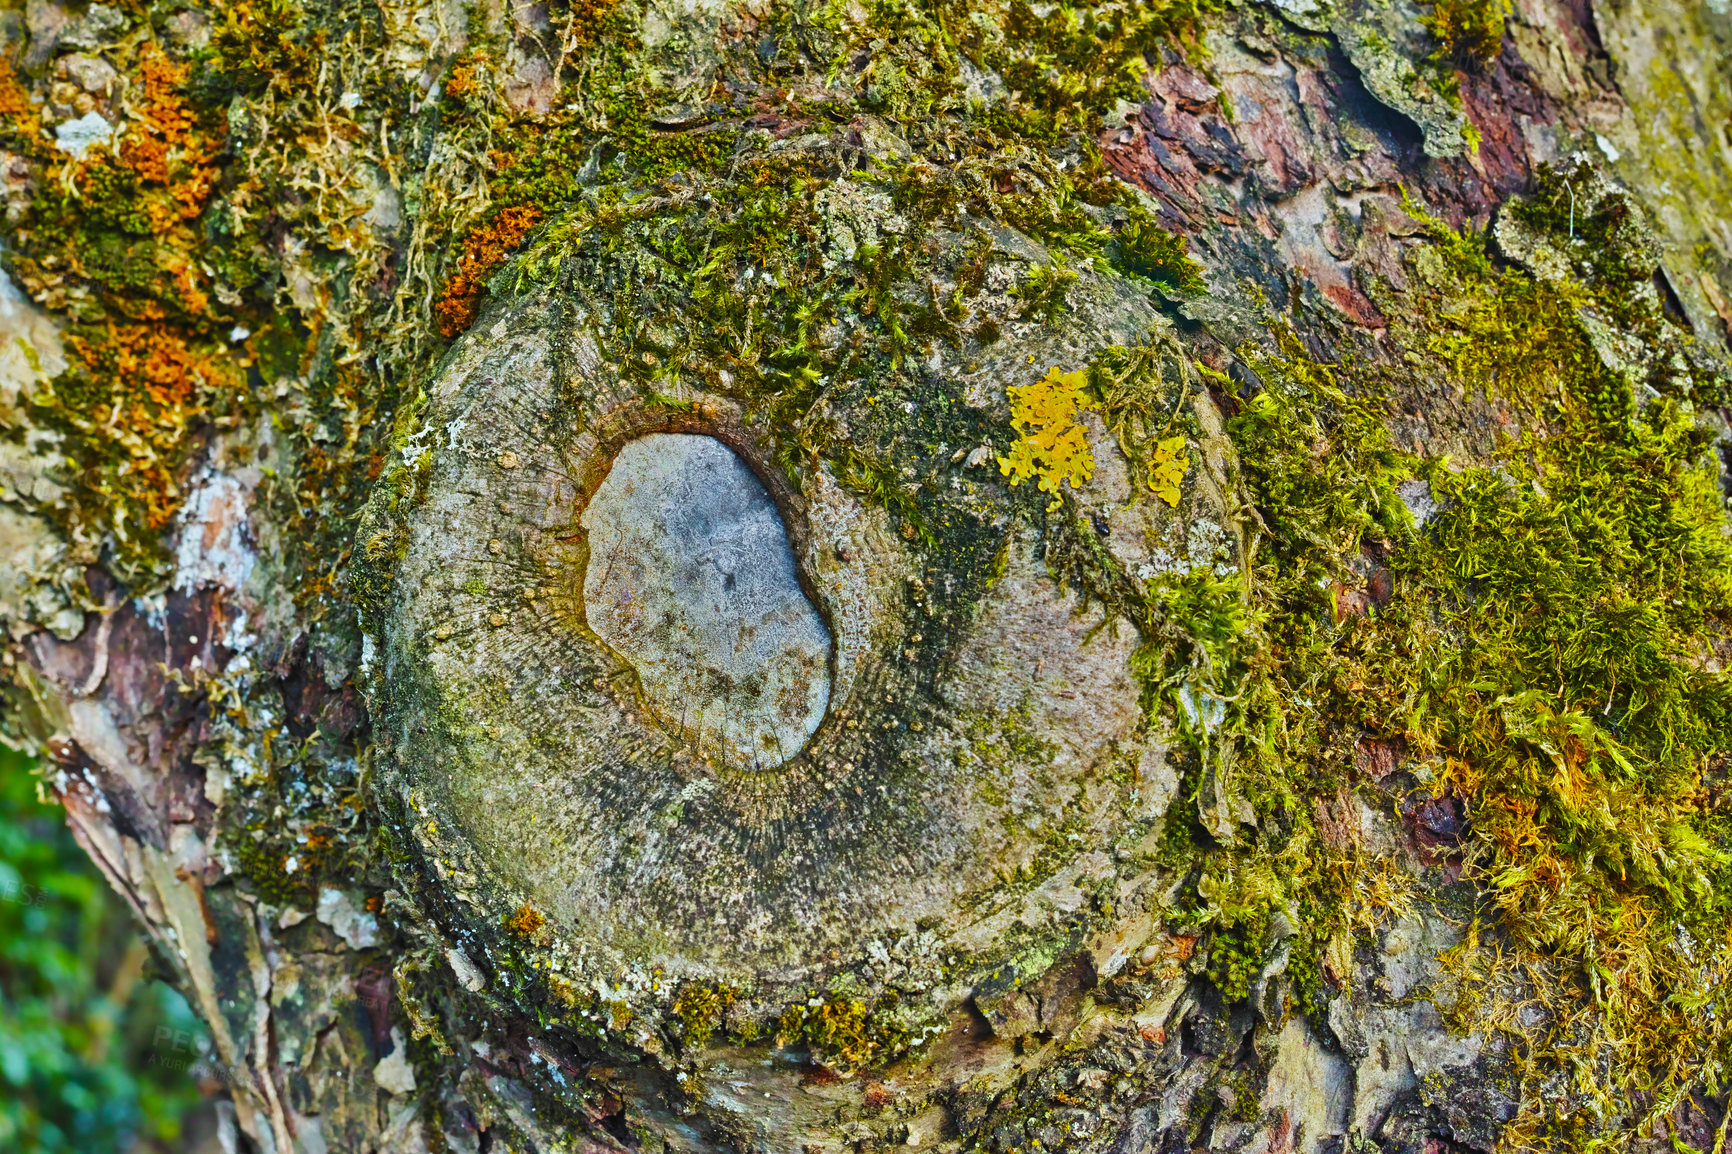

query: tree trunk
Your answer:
[2,0,1730,1151]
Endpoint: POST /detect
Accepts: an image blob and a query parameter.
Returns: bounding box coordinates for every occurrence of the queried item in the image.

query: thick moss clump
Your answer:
[1156,187,1732,1142]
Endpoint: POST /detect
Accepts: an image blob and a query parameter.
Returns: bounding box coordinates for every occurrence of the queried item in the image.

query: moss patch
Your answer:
[1142,186,1732,1144]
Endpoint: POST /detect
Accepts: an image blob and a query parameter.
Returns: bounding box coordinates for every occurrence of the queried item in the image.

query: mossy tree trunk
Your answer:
[2,0,1731,1151]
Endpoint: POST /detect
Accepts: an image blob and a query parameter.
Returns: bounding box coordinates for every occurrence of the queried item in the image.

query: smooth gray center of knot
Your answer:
[580,433,833,769]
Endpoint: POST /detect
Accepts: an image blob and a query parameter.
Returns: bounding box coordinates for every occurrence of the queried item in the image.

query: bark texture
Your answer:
[0,0,1730,1152]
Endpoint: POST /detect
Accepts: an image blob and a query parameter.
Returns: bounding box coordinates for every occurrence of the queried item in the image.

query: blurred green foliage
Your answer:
[0,746,208,1153]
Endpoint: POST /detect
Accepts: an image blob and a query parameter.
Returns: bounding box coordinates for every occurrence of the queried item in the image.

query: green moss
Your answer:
[1510,161,1654,296]
[958,698,1060,809]
[671,983,736,1050]
[229,822,333,911]
[1282,936,1330,1022]
[1227,330,1414,559]
[1011,259,1079,322]
[990,0,1221,124]
[1109,217,1208,296]
[1203,914,1265,1002]
[1140,189,1732,1143]
[1422,0,1511,71]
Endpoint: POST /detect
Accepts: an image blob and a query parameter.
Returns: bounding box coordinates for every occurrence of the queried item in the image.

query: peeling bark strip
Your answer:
[1,0,1731,1151]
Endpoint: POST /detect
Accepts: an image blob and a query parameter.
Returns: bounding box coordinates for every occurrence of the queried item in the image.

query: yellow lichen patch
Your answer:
[547,973,588,1009]
[435,205,547,337]
[777,995,905,1073]
[998,366,1096,506]
[1147,433,1189,507]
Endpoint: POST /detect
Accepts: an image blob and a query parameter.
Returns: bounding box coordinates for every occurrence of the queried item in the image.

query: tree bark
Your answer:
[1,0,1730,1151]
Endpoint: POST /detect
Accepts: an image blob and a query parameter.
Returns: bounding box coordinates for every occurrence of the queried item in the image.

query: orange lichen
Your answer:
[163,253,212,315]
[434,205,546,337]
[505,902,547,937]
[445,52,486,101]
[54,319,239,533]
[120,49,221,231]
[0,59,39,137]
[5,45,239,571]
